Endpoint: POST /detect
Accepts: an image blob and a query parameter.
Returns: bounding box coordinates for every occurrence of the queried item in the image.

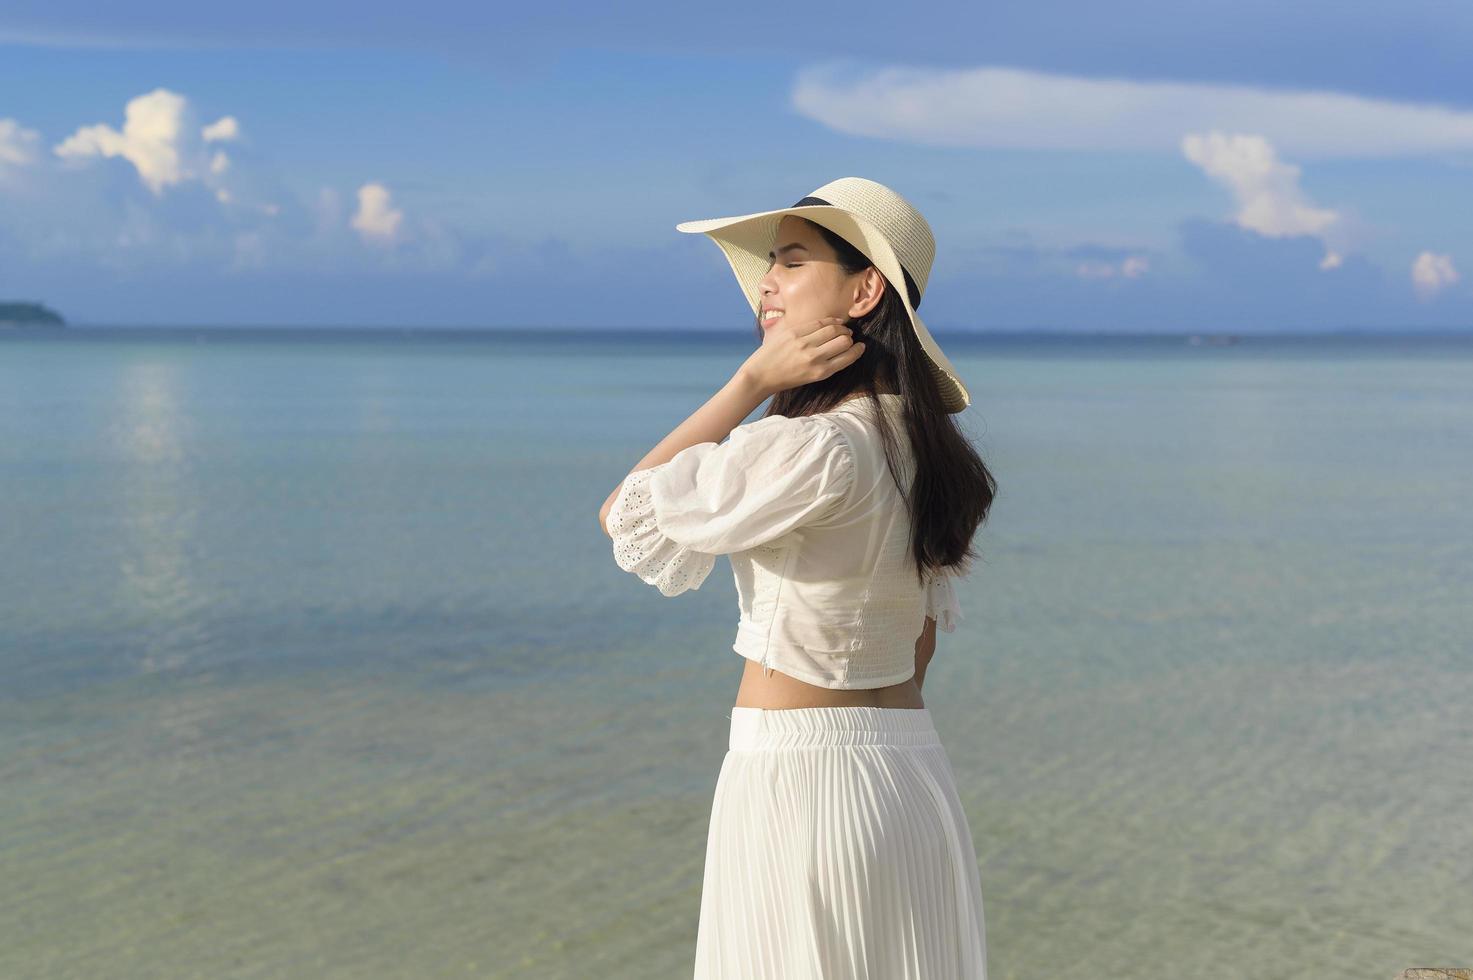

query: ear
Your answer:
[847,266,886,319]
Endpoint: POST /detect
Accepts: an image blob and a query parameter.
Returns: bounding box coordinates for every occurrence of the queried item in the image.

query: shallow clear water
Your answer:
[2,327,1469,978]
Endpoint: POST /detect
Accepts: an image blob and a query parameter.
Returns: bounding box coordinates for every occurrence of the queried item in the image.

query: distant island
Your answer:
[0,302,66,328]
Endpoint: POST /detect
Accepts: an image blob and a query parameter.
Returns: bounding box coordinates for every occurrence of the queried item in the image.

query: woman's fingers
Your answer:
[798,315,850,342]
[813,330,865,371]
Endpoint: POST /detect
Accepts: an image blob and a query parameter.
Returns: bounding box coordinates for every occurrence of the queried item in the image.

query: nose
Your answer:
[757,265,778,300]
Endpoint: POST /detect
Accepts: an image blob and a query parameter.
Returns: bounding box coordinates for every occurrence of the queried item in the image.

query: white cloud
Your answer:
[47,87,285,222]
[0,117,42,168]
[53,88,193,195]
[1075,255,1150,280]
[201,116,240,142]
[791,63,1473,159]
[1181,132,1338,237]
[1411,251,1459,301]
[2,94,485,285]
[1181,131,1343,268]
[351,182,404,244]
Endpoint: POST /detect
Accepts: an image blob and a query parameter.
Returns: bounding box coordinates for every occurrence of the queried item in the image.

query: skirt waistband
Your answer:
[727,705,940,751]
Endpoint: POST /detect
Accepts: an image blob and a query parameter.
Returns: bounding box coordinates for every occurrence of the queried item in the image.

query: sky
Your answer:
[1,0,1471,332]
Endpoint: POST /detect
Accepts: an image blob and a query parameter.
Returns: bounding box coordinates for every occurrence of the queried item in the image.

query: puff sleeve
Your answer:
[924,565,964,633]
[608,414,856,596]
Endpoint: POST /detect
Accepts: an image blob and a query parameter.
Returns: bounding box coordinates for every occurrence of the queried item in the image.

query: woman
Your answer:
[599,177,997,978]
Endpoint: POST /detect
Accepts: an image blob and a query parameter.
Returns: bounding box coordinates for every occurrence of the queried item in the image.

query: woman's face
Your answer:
[756,216,881,333]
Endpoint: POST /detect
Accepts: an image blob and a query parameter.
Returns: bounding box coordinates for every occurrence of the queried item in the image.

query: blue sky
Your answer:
[1,1,1471,331]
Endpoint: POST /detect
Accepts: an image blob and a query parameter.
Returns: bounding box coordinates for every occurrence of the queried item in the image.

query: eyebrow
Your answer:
[768,242,810,259]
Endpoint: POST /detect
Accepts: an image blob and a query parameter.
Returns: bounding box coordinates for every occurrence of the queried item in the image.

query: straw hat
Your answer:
[676,176,969,413]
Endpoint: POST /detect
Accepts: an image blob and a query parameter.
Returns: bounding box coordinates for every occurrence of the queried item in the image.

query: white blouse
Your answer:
[607,394,966,689]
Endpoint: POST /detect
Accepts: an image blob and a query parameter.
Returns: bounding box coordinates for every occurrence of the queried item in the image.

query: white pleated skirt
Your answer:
[693,705,987,980]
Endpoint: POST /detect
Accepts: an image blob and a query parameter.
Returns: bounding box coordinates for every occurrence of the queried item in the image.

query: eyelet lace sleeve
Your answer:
[607,414,855,596]
[607,465,717,597]
[925,565,964,633]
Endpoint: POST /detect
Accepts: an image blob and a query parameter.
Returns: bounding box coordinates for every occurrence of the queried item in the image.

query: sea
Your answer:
[1,326,1469,979]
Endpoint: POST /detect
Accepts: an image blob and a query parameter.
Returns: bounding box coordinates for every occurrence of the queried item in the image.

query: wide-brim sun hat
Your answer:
[675,176,970,413]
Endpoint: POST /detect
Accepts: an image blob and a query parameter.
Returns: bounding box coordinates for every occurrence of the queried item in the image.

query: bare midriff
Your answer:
[733,657,925,710]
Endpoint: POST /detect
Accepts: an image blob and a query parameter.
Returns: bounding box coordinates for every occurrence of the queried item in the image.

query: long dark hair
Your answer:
[757,217,996,584]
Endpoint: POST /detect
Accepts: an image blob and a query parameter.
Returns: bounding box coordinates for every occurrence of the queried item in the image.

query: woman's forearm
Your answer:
[599,369,773,526]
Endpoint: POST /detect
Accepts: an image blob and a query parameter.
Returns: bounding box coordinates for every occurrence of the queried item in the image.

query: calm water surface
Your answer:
[1,327,1469,979]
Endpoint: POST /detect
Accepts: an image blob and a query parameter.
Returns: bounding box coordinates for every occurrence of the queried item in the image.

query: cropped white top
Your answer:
[607,393,965,689]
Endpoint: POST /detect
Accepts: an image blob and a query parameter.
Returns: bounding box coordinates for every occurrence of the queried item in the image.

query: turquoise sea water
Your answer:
[1,327,1470,979]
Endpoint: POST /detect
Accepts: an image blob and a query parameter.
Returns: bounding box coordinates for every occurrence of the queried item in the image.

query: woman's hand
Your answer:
[736,316,866,397]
